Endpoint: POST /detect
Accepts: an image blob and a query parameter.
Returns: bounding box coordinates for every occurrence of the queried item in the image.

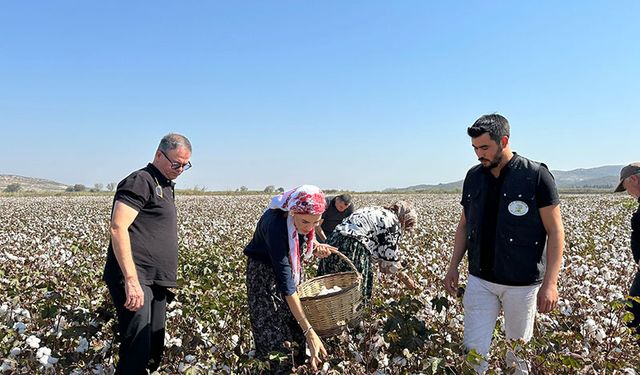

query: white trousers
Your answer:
[463,274,540,374]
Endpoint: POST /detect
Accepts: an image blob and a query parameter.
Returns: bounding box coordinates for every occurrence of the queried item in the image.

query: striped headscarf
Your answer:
[267,185,326,285]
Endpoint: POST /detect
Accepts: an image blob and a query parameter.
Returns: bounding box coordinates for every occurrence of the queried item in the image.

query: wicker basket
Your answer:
[297,249,363,337]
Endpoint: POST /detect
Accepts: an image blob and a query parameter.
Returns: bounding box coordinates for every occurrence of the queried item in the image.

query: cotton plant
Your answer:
[1,194,640,373]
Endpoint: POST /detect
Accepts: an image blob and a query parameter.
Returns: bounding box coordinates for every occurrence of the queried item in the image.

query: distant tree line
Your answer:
[65,182,117,192]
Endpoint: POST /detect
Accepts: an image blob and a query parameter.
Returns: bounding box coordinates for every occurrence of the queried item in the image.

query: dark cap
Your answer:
[614,162,640,192]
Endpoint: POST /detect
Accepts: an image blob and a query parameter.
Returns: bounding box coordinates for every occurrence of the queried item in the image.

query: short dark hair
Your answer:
[158,133,192,153]
[336,194,352,205]
[467,114,510,144]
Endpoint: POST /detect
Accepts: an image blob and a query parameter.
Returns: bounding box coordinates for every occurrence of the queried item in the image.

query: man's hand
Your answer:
[124,278,145,311]
[443,268,459,296]
[536,283,558,313]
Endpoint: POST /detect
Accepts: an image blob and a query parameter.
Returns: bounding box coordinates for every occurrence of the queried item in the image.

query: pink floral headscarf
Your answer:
[267,185,326,285]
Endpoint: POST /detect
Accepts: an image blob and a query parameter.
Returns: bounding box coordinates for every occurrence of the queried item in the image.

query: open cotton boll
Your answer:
[316,285,342,296]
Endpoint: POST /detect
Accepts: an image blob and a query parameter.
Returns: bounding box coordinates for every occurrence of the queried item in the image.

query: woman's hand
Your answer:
[398,271,417,290]
[305,328,327,371]
[313,243,336,259]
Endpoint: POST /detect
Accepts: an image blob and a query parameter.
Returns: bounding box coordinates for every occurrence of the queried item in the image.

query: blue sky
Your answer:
[1,1,638,191]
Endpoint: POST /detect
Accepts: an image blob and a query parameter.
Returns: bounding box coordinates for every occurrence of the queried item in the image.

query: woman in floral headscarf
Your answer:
[244,185,335,374]
[317,201,418,300]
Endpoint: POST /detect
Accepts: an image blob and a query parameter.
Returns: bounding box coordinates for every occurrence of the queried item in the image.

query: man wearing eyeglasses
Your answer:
[614,162,640,341]
[103,133,192,374]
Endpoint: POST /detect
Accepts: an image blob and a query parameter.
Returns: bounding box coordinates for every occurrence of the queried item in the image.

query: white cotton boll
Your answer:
[178,363,186,373]
[9,347,21,357]
[36,347,56,366]
[0,304,8,316]
[26,335,41,348]
[321,362,330,373]
[218,320,226,328]
[169,337,182,347]
[595,329,606,343]
[13,322,26,334]
[613,336,622,345]
[231,334,239,346]
[378,353,389,367]
[36,347,51,358]
[559,301,573,316]
[185,355,195,363]
[38,355,49,366]
[402,348,412,358]
[76,337,89,353]
[595,302,605,311]
[0,360,14,372]
[582,319,597,334]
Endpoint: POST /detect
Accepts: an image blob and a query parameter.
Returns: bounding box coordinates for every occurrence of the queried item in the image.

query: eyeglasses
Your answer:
[161,150,192,171]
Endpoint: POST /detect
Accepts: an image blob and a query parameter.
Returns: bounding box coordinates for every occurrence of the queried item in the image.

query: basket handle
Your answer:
[327,248,361,278]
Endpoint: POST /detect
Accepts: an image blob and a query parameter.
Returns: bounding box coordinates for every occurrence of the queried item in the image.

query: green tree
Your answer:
[263,185,275,194]
[67,184,87,192]
[3,183,22,193]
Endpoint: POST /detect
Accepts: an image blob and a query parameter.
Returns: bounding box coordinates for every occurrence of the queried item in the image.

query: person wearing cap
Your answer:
[614,162,640,337]
[316,201,418,300]
[244,185,336,373]
[316,194,355,242]
[443,114,565,374]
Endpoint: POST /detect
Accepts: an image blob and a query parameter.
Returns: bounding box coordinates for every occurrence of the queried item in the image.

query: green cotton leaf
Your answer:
[560,355,581,368]
[622,311,635,323]
[465,349,484,366]
[40,303,59,319]
[610,299,629,310]
[628,296,640,305]
[267,352,288,362]
[430,296,449,313]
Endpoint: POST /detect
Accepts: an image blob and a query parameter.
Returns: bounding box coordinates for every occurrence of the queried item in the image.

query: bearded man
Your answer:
[443,114,565,374]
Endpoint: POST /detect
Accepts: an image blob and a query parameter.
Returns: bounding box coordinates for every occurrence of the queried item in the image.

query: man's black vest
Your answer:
[462,154,549,286]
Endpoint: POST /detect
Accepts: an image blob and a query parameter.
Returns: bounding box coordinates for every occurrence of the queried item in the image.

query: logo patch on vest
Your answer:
[508,200,529,216]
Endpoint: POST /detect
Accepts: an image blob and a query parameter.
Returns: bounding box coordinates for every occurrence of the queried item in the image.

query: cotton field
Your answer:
[1,193,639,374]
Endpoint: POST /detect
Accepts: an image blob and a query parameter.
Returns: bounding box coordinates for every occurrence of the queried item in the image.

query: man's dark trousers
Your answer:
[107,282,170,375]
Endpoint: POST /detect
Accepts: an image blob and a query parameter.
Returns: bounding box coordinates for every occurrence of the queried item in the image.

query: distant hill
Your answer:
[551,165,621,189]
[385,165,623,192]
[0,175,68,192]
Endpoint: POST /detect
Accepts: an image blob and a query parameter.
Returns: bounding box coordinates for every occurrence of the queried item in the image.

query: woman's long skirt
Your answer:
[316,232,374,300]
[246,257,305,374]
